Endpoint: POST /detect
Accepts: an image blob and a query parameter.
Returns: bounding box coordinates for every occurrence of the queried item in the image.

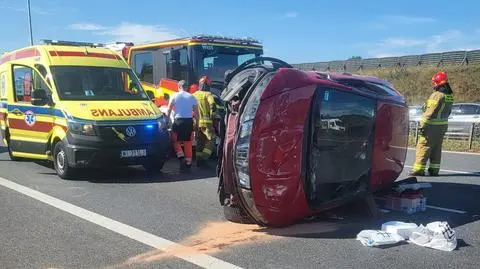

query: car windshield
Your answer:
[452,104,480,115]
[50,66,149,101]
[193,45,262,82]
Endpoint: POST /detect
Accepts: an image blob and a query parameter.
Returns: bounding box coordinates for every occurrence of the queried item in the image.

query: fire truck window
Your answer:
[167,47,189,81]
[306,88,376,207]
[133,52,154,84]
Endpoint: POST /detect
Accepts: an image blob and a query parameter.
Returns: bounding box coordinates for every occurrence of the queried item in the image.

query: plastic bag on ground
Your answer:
[356,230,405,247]
[381,221,418,239]
[409,221,457,251]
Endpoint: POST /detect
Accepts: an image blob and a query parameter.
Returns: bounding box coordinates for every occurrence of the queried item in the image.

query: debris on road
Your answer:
[409,221,457,251]
[375,181,430,214]
[382,221,419,239]
[356,230,405,247]
[358,221,457,251]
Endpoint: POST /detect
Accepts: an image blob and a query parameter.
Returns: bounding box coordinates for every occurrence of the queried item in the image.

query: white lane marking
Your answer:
[404,165,480,175]
[426,205,466,214]
[0,177,242,269]
[407,148,480,156]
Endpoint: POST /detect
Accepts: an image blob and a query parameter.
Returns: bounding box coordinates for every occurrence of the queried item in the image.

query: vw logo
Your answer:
[125,126,136,137]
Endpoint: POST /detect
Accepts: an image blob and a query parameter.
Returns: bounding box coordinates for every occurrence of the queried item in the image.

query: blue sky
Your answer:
[1,0,480,63]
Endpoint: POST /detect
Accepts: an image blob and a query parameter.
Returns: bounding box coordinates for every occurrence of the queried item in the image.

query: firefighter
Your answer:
[193,76,216,167]
[167,80,199,170]
[410,71,454,176]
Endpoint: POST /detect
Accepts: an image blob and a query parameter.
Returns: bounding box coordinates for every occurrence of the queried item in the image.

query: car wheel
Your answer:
[143,157,165,173]
[53,141,75,179]
[223,205,256,224]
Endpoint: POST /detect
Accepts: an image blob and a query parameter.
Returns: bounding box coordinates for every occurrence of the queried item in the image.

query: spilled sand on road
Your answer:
[108,219,348,268]
[124,221,276,265]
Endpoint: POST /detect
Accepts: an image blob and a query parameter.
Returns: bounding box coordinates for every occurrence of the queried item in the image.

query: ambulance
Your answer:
[0,40,170,179]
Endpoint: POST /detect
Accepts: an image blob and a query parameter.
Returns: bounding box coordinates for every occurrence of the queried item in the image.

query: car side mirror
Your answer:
[146,91,155,102]
[31,88,52,106]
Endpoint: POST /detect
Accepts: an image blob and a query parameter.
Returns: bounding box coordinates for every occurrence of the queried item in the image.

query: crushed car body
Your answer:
[217,57,409,227]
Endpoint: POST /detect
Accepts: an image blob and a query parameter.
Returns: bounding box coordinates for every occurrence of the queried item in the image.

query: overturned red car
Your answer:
[217,57,409,227]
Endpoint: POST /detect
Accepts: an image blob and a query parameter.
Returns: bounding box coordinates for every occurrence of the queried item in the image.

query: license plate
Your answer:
[120,149,147,158]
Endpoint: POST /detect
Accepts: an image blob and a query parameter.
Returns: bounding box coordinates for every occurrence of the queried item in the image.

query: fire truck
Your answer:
[105,35,264,107]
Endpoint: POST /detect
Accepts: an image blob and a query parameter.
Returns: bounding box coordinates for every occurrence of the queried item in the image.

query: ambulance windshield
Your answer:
[50,66,149,101]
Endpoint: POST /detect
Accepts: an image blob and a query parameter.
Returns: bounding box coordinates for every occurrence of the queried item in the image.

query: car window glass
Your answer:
[451,105,462,115]
[307,87,376,206]
[50,66,148,101]
[461,105,477,115]
[0,72,6,99]
[13,65,49,103]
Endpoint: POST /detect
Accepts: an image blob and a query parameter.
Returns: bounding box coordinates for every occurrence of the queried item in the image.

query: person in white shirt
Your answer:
[167,80,199,169]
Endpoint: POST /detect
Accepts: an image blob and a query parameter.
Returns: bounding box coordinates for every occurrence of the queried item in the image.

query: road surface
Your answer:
[0,147,479,269]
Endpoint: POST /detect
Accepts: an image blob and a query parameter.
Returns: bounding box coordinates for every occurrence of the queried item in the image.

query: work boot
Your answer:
[178,157,187,170]
[197,158,210,168]
[409,170,425,177]
[428,168,439,177]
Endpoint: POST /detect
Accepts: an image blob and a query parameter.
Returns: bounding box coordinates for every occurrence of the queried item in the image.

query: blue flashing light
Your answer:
[145,124,155,130]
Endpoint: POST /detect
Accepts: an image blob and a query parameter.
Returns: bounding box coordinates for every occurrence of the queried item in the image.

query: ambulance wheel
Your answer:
[223,206,256,224]
[143,158,165,173]
[53,141,75,180]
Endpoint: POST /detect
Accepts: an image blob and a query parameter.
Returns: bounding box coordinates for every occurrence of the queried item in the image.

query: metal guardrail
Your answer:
[293,49,480,72]
[410,121,480,150]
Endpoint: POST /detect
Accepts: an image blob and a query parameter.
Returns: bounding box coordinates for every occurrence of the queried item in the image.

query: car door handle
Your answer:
[11,109,24,116]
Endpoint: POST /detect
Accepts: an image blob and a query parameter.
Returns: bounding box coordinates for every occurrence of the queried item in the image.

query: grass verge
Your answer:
[408,133,480,152]
[359,65,480,105]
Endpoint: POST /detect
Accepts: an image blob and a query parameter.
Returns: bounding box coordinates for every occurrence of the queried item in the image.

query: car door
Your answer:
[7,64,54,159]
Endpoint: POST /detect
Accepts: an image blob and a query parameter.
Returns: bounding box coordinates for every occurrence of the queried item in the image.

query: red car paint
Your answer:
[250,84,315,226]
[219,58,409,227]
[370,102,409,191]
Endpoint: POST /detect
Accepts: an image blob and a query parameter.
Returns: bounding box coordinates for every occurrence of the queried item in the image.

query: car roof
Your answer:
[452,102,480,106]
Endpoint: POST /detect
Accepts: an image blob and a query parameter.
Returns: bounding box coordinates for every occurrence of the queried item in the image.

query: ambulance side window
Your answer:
[0,72,6,99]
[13,66,33,102]
[12,65,49,103]
[34,64,51,86]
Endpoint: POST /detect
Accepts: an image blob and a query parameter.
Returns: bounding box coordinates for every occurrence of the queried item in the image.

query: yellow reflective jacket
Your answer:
[193,90,216,127]
[420,91,454,126]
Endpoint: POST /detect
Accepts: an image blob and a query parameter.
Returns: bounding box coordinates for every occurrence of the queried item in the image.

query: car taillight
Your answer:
[234,73,274,189]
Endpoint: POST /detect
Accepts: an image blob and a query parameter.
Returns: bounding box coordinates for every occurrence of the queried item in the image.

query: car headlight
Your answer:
[234,73,275,189]
[157,116,169,131]
[69,122,96,136]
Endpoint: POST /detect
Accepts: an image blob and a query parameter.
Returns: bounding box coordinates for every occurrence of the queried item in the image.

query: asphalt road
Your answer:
[0,146,479,269]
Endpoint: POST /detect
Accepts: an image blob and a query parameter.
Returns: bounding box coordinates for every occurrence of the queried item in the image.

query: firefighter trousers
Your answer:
[196,125,215,161]
[413,124,448,174]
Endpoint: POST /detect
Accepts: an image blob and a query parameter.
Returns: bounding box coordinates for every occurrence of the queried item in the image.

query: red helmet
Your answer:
[432,71,448,87]
[199,76,211,86]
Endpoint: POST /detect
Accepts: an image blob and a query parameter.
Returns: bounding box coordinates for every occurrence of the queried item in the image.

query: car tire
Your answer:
[142,157,165,173]
[223,205,256,224]
[53,141,75,180]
